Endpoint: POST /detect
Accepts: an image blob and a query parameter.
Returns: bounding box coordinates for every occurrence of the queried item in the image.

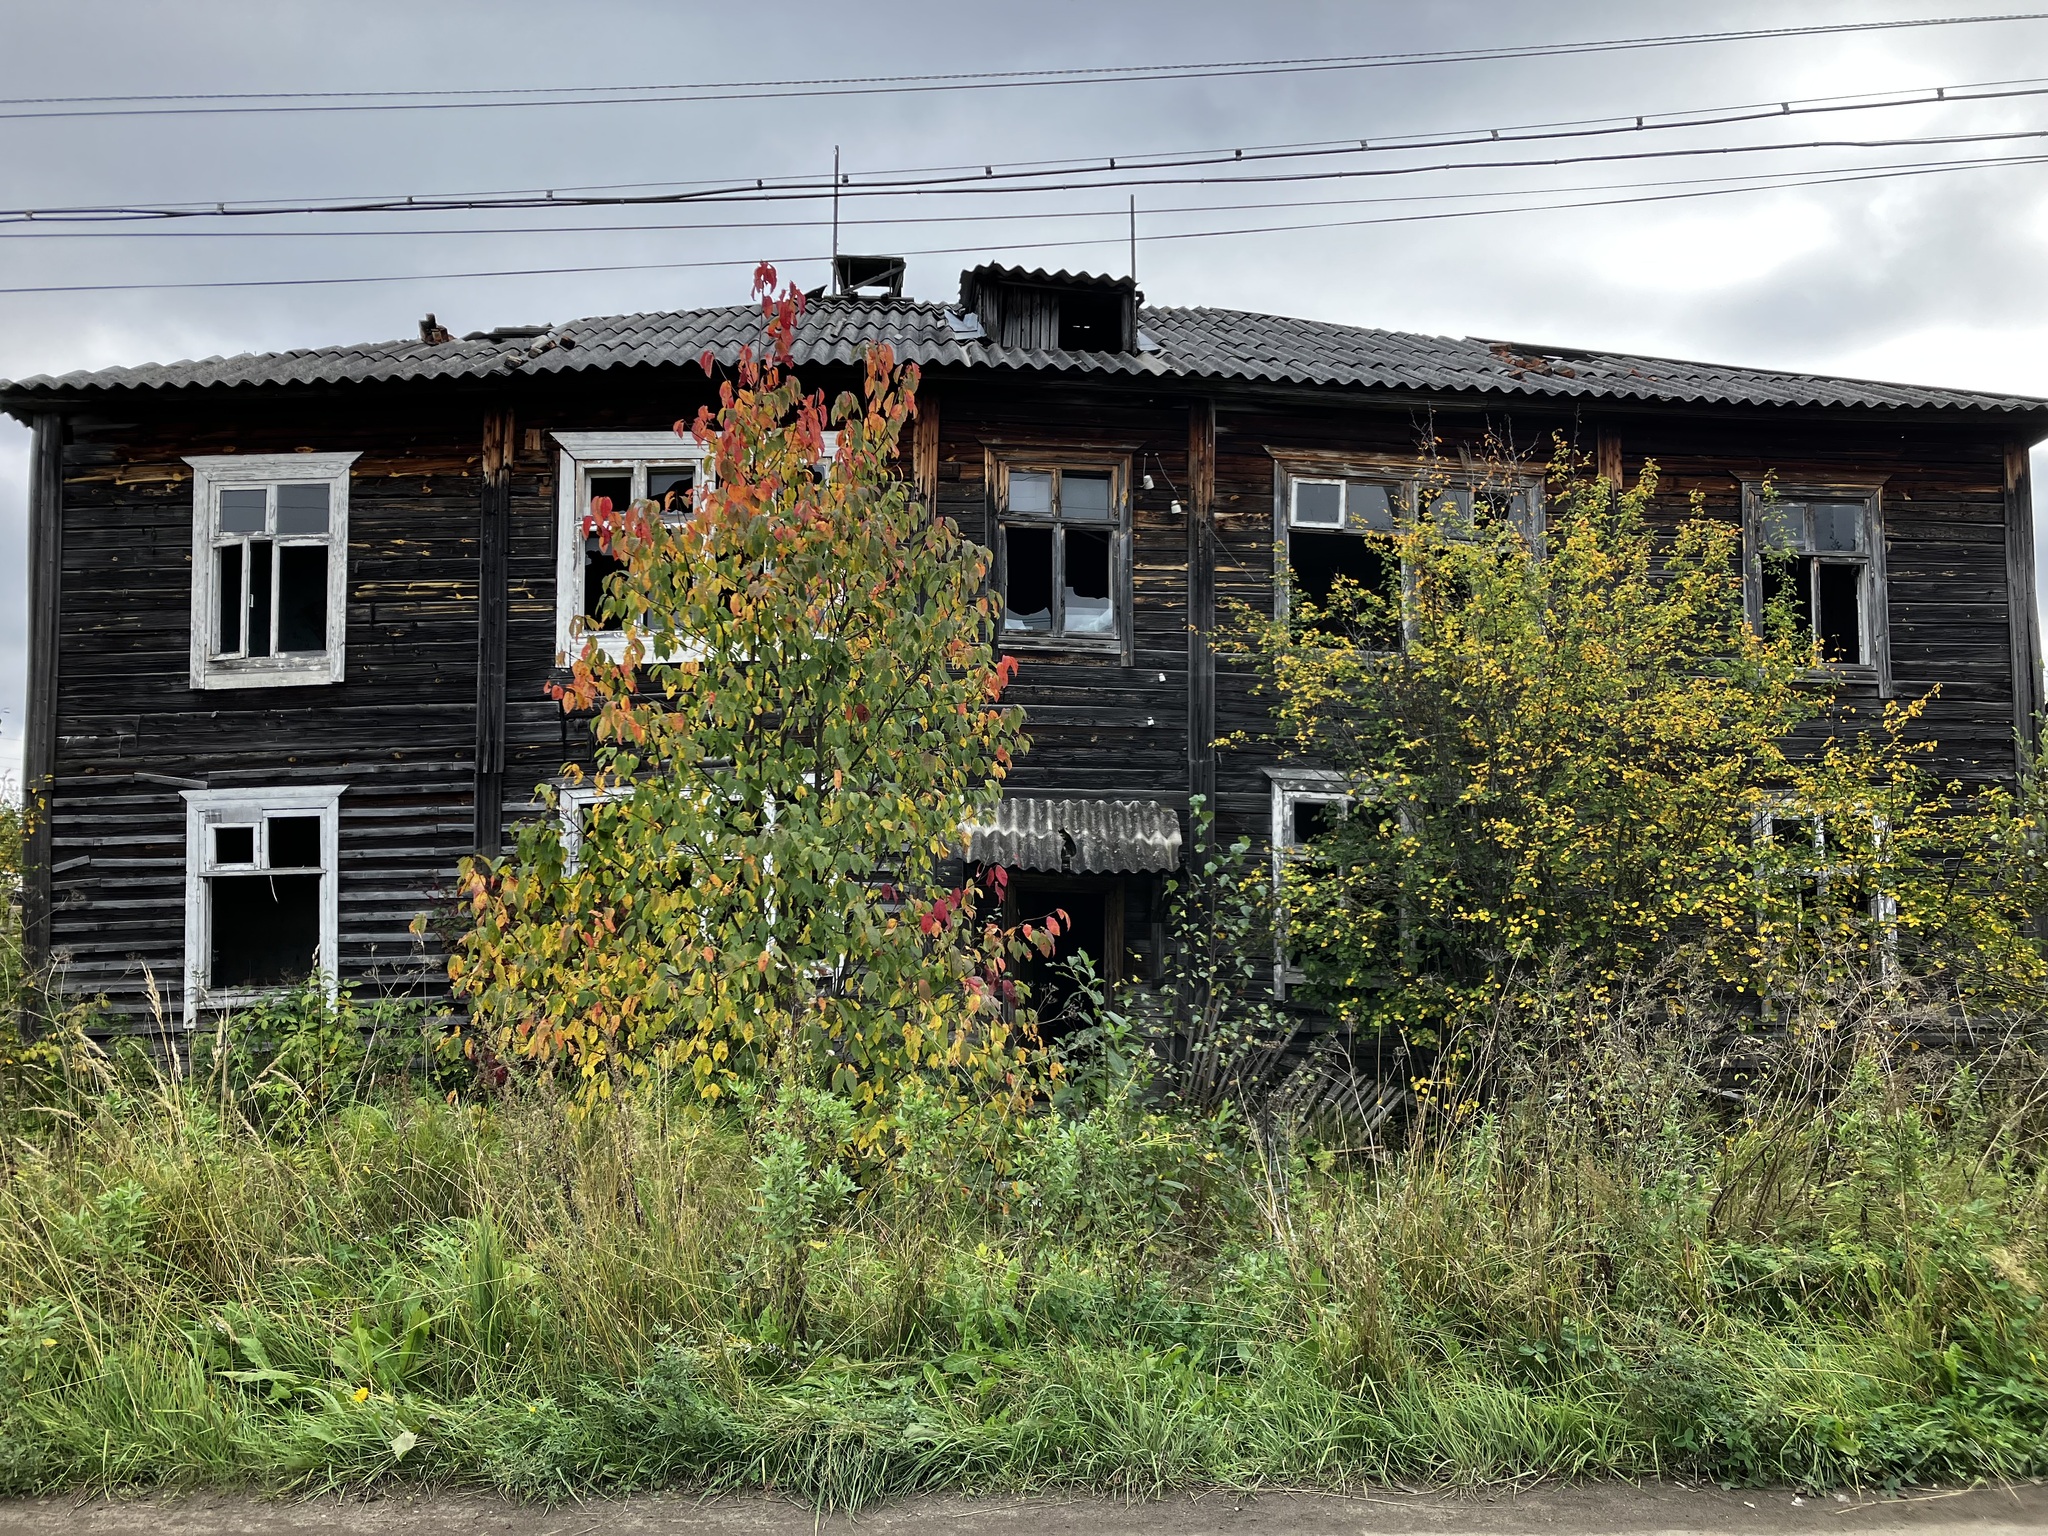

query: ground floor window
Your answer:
[181,784,344,1023]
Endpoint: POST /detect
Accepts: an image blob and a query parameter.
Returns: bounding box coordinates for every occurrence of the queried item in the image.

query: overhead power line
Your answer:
[2,149,2038,297]
[12,71,2040,225]
[9,123,2048,227]
[0,14,2042,119]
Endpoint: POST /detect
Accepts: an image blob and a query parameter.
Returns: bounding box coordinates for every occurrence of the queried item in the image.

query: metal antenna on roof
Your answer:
[831,145,841,294]
[1129,195,1136,284]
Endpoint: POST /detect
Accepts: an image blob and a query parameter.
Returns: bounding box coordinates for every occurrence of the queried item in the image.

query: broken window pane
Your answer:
[1291,798,1340,846]
[212,824,256,865]
[219,488,267,535]
[276,545,327,653]
[247,540,274,658]
[216,544,243,655]
[583,473,633,626]
[1761,503,1805,551]
[275,483,330,536]
[647,466,695,518]
[1762,553,1816,641]
[1292,480,1344,528]
[1816,562,1863,662]
[1812,502,1862,553]
[1008,470,1053,515]
[1063,528,1115,634]
[210,873,321,989]
[1004,525,1054,631]
[1291,530,1400,647]
[268,815,322,869]
[1346,481,1398,533]
[1062,472,1113,522]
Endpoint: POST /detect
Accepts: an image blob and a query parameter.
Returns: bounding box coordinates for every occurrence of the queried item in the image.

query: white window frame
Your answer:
[553,432,713,664]
[989,453,1135,663]
[1740,478,1892,694]
[1271,453,1543,639]
[1751,801,1899,978]
[187,453,357,689]
[180,783,345,1025]
[558,780,629,874]
[1269,768,1350,998]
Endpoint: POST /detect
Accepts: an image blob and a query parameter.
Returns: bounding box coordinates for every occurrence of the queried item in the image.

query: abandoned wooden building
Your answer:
[6,258,2046,1027]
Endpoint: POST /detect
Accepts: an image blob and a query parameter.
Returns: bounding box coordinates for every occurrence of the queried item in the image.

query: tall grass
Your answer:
[4,971,2048,1505]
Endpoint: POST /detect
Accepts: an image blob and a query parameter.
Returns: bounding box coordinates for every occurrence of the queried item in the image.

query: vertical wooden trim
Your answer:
[1187,399,1217,852]
[912,388,940,512]
[22,413,62,985]
[2007,439,2043,769]
[474,408,514,853]
[1595,429,1622,490]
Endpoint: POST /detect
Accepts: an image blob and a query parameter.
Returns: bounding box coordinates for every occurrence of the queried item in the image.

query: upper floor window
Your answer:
[553,431,709,662]
[993,456,1131,656]
[1741,480,1891,692]
[1273,455,1540,648]
[186,453,356,689]
[181,783,344,1024]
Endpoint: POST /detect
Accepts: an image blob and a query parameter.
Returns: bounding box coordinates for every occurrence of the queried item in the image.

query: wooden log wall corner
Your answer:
[1186,397,1218,852]
[1596,429,1623,491]
[22,412,63,991]
[2006,438,2044,766]
[474,407,514,853]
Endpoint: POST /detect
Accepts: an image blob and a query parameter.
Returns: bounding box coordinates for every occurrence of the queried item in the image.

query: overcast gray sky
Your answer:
[5,0,2048,785]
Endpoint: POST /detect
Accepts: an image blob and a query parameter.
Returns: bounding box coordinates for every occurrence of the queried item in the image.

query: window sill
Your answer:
[193,656,343,690]
[999,635,1126,657]
[1801,663,1887,691]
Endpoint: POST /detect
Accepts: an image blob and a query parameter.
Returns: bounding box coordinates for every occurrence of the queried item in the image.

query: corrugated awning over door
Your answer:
[964,797,1183,874]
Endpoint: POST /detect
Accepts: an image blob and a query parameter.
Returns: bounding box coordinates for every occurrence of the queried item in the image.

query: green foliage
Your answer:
[437,270,1037,1134]
[1239,452,2048,1044]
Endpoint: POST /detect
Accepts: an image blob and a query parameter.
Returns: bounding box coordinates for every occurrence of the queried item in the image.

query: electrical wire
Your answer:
[14,72,2043,224]
[2,147,2037,297]
[0,13,2042,119]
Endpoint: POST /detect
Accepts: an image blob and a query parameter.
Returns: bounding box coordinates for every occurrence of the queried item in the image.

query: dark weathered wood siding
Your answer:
[20,362,2041,1024]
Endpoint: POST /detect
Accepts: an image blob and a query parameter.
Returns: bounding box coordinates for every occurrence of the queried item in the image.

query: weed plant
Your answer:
[4,970,2048,1506]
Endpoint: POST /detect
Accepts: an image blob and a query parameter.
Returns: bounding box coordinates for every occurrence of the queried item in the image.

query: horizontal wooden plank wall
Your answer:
[27,359,2034,1029]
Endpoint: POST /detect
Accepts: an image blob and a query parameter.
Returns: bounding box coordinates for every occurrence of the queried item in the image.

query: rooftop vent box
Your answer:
[957,265,1140,352]
[832,254,906,299]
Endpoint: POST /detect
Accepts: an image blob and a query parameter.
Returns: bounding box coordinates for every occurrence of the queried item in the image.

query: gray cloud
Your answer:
[5,0,2048,784]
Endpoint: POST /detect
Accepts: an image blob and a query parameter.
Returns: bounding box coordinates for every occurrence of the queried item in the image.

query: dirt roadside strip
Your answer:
[1,1484,2046,1536]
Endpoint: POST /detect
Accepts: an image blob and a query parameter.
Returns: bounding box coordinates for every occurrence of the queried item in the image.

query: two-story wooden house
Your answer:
[6,259,2046,1030]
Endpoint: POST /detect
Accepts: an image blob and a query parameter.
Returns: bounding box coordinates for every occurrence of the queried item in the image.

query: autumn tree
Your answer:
[439,266,1037,1129]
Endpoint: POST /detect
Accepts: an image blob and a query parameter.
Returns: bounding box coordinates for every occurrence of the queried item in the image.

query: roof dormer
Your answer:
[957,265,1140,353]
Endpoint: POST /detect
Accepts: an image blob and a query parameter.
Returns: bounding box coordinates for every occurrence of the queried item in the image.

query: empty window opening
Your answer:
[1285,476,1405,648]
[1009,878,1122,1031]
[1056,288,1125,350]
[184,786,343,1021]
[997,463,1126,645]
[1756,495,1879,668]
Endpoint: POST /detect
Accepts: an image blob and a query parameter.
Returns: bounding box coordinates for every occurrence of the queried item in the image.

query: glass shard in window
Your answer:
[210,873,321,989]
[1062,472,1113,522]
[1063,528,1115,634]
[1816,562,1862,662]
[1346,481,1397,533]
[1292,480,1344,529]
[212,824,256,865]
[1812,502,1862,553]
[247,540,274,658]
[216,544,243,655]
[1007,470,1053,515]
[1761,503,1805,551]
[1003,525,1054,632]
[267,815,322,869]
[276,546,327,653]
[647,466,696,518]
[219,488,267,535]
[275,483,331,536]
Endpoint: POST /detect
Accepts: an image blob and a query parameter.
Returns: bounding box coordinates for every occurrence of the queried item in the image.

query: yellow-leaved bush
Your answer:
[428,270,1041,1132]
[1238,450,2048,1045]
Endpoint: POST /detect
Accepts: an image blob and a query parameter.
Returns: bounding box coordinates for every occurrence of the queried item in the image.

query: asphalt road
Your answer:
[1,1484,2044,1536]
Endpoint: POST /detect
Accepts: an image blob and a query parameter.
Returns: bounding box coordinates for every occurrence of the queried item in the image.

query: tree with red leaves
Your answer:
[438,266,1039,1133]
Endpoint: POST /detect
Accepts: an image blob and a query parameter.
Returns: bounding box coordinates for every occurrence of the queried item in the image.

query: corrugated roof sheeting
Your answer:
[6,296,2044,416]
[965,796,1182,874]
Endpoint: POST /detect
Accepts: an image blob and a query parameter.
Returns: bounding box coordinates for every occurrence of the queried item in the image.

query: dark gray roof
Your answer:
[5,294,2043,416]
[965,796,1182,874]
